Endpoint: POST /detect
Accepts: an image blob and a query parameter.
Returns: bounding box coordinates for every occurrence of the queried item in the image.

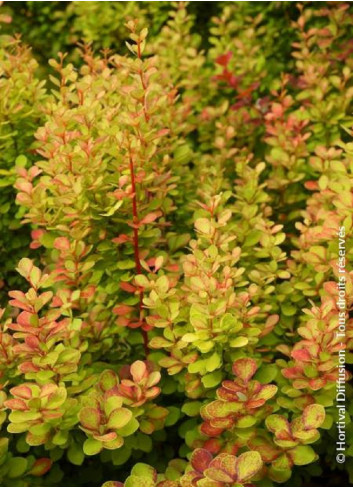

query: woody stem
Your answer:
[129,150,149,356]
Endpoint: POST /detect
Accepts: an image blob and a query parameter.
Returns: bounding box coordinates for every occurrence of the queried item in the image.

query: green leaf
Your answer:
[15,155,27,167]
[165,406,181,427]
[205,352,222,372]
[99,370,118,391]
[116,417,139,437]
[67,443,85,466]
[229,336,248,348]
[112,446,132,465]
[174,144,192,165]
[83,438,103,456]
[201,371,223,388]
[244,230,262,247]
[255,365,278,383]
[182,401,202,417]
[7,457,28,478]
[288,445,316,466]
[131,463,156,480]
[107,408,133,430]
[235,415,257,428]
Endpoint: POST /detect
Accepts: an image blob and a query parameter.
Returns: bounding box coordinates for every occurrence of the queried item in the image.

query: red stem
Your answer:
[129,149,149,356]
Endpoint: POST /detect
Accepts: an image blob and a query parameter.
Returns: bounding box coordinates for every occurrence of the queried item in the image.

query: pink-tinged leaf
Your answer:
[19,362,39,374]
[26,431,50,446]
[81,285,96,299]
[265,314,279,330]
[8,291,32,312]
[302,404,325,430]
[40,384,58,398]
[156,128,170,138]
[15,181,33,194]
[282,366,302,379]
[113,305,133,315]
[25,336,40,349]
[0,14,12,23]
[140,211,162,226]
[146,371,161,388]
[53,237,70,251]
[246,399,266,409]
[37,291,53,309]
[94,432,118,442]
[10,385,33,400]
[130,360,147,383]
[4,398,28,411]
[292,349,311,362]
[107,408,132,430]
[201,400,241,420]
[120,282,136,293]
[79,407,101,431]
[190,448,213,473]
[147,406,168,420]
[31,229,44,240]
[304,181,319,191]
[253,384,278,401]
[145,386,160,399]
[112,234,131,244]
[232,358,257,382]
[17,311,37,328]
[236,451,263,482]
[308,378,325,390]
[29,458,53,476]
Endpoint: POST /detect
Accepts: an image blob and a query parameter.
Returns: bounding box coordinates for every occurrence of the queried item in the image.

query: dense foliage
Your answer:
[0,1,352,487]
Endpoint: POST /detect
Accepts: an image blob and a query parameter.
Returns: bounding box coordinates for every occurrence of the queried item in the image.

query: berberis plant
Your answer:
[0,1,352,487]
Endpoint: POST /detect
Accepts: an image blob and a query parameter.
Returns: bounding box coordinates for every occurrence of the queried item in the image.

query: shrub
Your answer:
[0,8,46,295]
[0,1,352,487]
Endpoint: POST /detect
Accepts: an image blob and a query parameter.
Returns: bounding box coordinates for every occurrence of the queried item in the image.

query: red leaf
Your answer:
[216,51,233,67]
[190,448,213,473]
[113,305,133,315]
[120,282,136,293]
